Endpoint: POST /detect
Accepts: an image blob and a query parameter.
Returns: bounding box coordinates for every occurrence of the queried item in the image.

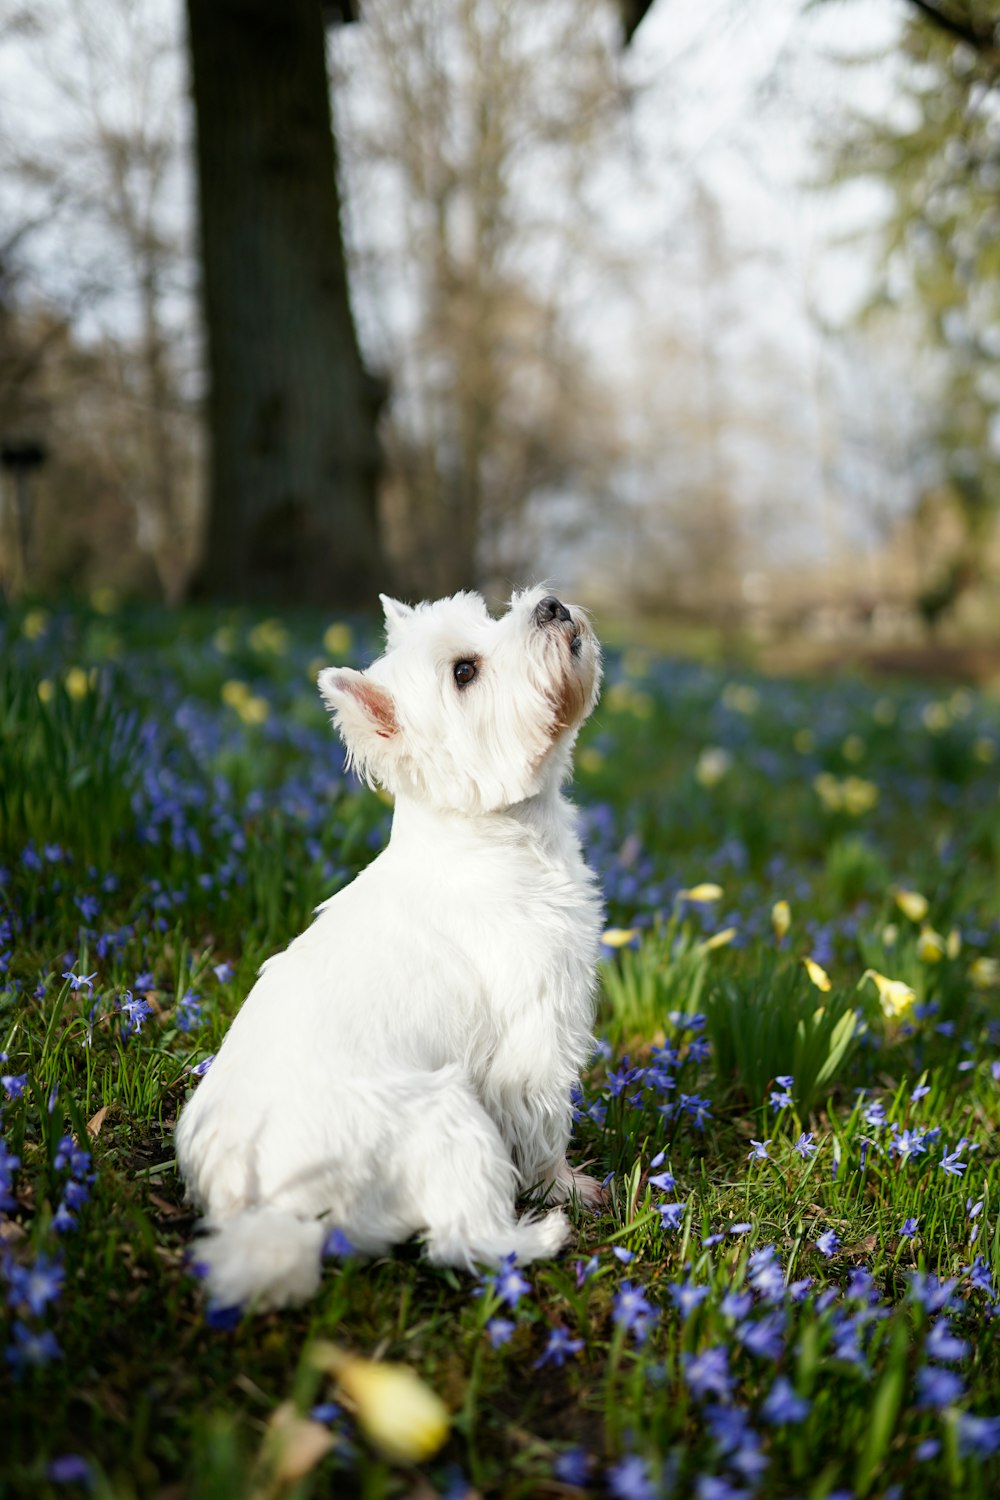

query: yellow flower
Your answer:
[946,928,962,960]
[22,608,49,640]
[813,772,842,812]
[894,888,928,924]
[310,1343,449,1464]
[861,969,916,1019]
[841,777,879,815]
[701,926,737,951]
[970,957,999,989]
[771,900,791,941]
[213,625,236,655]
[881,923,898,949]
[921,701,949,734]
[248,618,289,655]
[803,958,832,992]
[64,666,89,700]
[90,586,118,615]
[324,621,353,656]
[916,926,944,964]
[37,678,54,704]
[793,728,815,754]
[721,683,759,715]
[601,928,638,949]
[621,648,650,679]
[222,679,250,708]
[678,883,724,904]
[578,746,604,774]
[972,737,996,765]
[695,747,731,787]
[238,695,269,726]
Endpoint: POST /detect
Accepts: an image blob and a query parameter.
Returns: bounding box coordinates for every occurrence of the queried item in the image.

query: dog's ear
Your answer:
[317,669,398,772]
[379,594,413,640]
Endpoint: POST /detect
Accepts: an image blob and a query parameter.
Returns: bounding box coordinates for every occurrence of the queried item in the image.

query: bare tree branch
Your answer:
[905,0,998,55]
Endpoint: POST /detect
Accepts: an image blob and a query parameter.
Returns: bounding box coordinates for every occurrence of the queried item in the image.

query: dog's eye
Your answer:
[453,659,477,688]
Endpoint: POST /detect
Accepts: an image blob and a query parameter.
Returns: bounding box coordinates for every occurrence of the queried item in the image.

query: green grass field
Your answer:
[1,599,999,1499]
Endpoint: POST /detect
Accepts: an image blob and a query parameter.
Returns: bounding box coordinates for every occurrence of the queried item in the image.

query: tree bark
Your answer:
[186,0,384,606]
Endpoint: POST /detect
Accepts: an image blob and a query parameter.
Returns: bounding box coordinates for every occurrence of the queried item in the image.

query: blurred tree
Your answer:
[186,0,384,607]
[332,0,625,597]
[829,0,1000,626]
[0,0,200,602]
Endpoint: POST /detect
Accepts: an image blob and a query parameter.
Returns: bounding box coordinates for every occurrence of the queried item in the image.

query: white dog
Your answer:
[174,586,603,1310]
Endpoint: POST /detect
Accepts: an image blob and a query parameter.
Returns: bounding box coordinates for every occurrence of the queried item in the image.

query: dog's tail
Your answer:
[189,1209,329,1312]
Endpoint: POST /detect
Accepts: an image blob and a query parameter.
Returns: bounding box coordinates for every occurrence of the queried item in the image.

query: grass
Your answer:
[0,597,999,1498]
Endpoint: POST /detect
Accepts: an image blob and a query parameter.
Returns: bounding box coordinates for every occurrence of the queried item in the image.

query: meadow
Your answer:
[1,597,999,1500]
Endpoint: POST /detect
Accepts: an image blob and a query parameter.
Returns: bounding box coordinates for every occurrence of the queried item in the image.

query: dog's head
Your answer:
[318,587,601,813]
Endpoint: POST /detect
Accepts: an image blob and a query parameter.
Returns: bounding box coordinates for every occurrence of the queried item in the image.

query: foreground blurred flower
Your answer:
[894,888,929,924]
[771,900,791,941]
[678,884,723,904]
[802,958,831,992]
[700,927,737,952]
[970,957,999,989]
[861,969,916,1019]
[309,1341,449,1463]
[695,746,731,787]
[601,928,639,950]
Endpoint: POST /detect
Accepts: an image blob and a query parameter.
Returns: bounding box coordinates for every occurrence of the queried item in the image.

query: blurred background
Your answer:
[0,0,998,672]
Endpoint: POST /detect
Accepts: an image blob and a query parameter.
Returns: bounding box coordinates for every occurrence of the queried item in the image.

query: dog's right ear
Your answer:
[379,594,414,642]
[317,668,398,776]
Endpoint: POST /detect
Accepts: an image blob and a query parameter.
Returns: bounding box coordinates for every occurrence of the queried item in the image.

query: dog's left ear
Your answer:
[318,668,399,781]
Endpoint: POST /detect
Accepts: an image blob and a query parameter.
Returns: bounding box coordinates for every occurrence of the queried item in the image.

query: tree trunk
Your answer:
[186,0,384,606]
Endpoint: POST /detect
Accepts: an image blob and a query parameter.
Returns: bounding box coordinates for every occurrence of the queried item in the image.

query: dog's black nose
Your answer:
[535,594,572,625]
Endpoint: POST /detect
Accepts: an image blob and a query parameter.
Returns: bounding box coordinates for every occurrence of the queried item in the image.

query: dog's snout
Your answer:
[535,594,572,626]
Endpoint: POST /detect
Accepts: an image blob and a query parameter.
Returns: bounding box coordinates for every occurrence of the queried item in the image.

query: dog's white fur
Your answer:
[174,586,603,1310]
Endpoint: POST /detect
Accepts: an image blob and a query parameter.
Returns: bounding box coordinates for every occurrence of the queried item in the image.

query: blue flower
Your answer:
[900,1217,919,1238]
[486,1318,515,1349]
[939,1145,967,1177]
[815,1229,840,1258]
[657,1202,686,1232]
[7,1253,64,1317]
[736,1312,785,1361]
[684,1345,732,1399]
[1,1075,27,1099]
[46,1454,92,1485]
[607,1454,658,1500]
[956,1413,1000,1457]
[792,1132,817,1159]
[916,1364,965,1409]
[648,1171,676,1191]
[668,1279,709,1318]
[61,971,97,993]
[533,1326,584,1369]
[747,1140,771,1162]
[696,1478,752,1500]
[310,1402,342,1423]
[760,1376,810,1425]
[205,1301,243,1331]
[190,1055,215,1078]
[118,990,153,1038]
[612,1281,658,1344]
[554,1449,591,1485]
[176,990,202,1032]
[5,1320,62,1370]
[489,1255,532,1310]
[322,1227,355,1258]
[926,1319,968,1363]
